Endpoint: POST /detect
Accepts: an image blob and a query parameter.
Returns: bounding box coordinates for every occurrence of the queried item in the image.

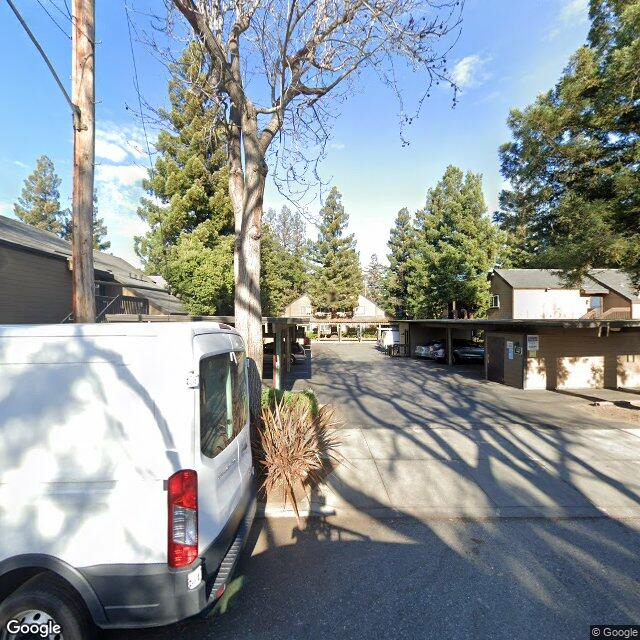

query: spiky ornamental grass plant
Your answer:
[258,397,341,528]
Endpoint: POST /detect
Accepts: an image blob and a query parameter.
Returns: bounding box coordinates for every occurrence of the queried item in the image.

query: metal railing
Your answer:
[96,295,149,321]
[62,294,150,323]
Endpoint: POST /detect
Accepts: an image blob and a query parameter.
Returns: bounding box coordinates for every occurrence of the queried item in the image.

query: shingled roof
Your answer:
[0,215,185,314]
[589,269,640,302]
[493,269,609,295]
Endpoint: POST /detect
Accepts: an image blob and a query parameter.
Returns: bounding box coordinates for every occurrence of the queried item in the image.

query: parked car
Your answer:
[431,341,447,361]
[264,340,307,365]
[453,341,485,364]
[0,322,256,638]
[291,341,308,364]
[414,345,429,357]
[414,340,442,359]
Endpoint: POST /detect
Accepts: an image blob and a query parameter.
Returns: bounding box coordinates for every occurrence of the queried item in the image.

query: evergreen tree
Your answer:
[364,254,386,307]
[92,196,110,252]
[497,0,640,283]
[61,190,110,251]
[261,206,309,315]
[309,187,363,315]
[408,166,504,318]
[135,44,234,314]
[265,205,306,254]
[14,155,66,235]
[383,207,415,318]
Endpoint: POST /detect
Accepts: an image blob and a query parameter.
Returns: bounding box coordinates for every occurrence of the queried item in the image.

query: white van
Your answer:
[0,322,256,638]
[377,327,400,350]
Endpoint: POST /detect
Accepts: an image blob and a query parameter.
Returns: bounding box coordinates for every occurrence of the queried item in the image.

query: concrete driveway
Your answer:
[270,342,640,519]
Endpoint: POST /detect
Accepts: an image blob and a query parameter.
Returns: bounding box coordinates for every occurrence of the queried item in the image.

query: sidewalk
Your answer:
[261,425,640,520]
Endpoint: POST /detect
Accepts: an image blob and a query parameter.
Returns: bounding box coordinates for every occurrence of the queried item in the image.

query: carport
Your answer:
[402,318,640,391]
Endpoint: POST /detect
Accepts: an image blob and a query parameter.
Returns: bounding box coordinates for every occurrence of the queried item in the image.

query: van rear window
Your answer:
[200,352,248,459]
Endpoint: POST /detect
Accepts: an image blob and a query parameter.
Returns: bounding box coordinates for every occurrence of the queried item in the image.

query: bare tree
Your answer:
[167,0,464,414]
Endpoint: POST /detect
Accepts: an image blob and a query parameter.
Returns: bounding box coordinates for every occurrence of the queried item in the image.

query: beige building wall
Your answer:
[488,275,513,319]
[524,328,640,390]
[0,246,72,323]
[283,294,313,317]
[353,294,387,319]
[633,303,640,320]
[513,289,590,319]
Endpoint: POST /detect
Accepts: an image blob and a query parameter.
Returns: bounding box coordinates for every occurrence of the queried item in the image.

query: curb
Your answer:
[257,503,640,521]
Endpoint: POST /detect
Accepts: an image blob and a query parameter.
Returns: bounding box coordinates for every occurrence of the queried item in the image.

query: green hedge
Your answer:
[261,387,319,418]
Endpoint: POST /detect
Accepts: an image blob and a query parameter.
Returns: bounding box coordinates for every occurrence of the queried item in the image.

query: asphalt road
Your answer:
[109,514,640,640]
[286,342,636,430]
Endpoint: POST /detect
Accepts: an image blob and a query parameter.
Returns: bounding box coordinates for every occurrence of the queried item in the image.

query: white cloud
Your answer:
[95,139,129,163]
[95,164,147,187]
[95,122,151,163]
[452,54,491,90]
[330,142,346,150]
[559,0,589,24]
[13,160,28,169]
[0,200,13,216]
[94,159,150,266]
[549,0,589,38]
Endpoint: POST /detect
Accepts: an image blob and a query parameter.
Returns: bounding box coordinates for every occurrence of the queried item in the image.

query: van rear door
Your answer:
[194,348,247,553]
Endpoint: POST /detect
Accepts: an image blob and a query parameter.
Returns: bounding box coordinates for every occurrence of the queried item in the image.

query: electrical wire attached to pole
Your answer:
[5,0,81,128]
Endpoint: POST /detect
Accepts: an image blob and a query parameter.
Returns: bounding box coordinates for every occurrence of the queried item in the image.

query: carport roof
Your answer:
[397,318,640,330]
[105,314,309,325]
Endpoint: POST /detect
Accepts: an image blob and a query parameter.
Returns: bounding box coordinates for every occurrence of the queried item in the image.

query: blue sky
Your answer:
[0,0,590,268]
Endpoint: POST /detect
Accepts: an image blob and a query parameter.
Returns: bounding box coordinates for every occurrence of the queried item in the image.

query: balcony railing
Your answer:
[96,295,149,320]
[63,294,150,323]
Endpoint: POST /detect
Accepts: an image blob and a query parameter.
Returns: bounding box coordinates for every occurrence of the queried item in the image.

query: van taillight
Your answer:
[167,469,198,568]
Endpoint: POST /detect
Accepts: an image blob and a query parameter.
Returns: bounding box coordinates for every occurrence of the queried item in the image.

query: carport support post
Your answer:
[358,323,362,342]
[274,326,283,390]
[285,325,292,373]
[338,323,342,342]
[447,327,454,366]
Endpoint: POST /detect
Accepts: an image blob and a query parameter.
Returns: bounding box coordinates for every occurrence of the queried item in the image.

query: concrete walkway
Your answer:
[265,343,640,519]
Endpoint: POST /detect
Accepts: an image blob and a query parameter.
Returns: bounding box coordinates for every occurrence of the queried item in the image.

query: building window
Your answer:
[590,296,603,309]
[490,294,500,309]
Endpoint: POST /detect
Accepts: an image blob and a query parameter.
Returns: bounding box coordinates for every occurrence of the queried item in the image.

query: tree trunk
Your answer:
[228,106,243,286]
[234,109,266,421]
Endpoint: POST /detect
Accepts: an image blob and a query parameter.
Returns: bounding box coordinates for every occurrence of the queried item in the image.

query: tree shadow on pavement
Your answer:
[106,343,640,640]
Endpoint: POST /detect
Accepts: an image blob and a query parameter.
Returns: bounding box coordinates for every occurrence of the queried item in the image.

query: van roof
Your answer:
[0,321,239,339]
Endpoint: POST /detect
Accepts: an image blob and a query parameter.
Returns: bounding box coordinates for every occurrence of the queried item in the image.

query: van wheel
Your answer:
[0,573,96,640]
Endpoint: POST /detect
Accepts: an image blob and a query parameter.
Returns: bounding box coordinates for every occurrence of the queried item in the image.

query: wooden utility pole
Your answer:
[71,0,96,322]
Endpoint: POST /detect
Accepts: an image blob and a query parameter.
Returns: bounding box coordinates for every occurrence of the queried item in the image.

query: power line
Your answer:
[44,0,96,46]
[124,2,154,172]
[5,0,80,126]
[35,0,71,39]
[45,0,72,20]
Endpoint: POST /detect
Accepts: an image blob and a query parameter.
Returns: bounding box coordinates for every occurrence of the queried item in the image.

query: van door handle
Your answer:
[217,458,237,480]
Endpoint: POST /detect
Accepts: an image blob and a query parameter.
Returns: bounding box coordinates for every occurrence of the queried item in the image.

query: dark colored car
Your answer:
[263,340,307,365]
[453,342,485,364]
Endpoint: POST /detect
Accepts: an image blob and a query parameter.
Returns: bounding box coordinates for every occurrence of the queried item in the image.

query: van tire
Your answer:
[0,573,96,640]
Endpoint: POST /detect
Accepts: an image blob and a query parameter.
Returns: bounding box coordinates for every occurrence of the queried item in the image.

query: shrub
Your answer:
[257,394,341,527]
[261,387,319,418]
